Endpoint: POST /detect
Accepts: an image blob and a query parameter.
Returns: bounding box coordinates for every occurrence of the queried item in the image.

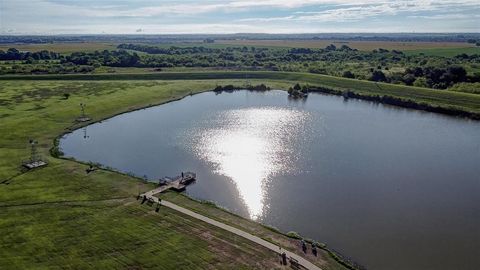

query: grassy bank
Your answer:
[2,71,480,119]
[0,79,350,269]
[159,191,362,270]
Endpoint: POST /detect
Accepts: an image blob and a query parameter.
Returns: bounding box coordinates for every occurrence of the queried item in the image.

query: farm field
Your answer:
[0,79,350,270]
[404,46,480,57]
[0,42,233,53]
[0,42,118,53]
[2,40,478,54]
[215,39,477,51]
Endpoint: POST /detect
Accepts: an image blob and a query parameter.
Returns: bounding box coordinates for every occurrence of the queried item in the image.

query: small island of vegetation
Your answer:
[288,83,309,98]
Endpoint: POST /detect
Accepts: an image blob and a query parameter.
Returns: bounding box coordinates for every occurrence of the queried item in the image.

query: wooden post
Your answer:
[281,252,287,265]
[155,201,160,212]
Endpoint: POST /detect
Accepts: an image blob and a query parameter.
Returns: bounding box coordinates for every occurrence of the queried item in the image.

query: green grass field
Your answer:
[0,79,351,269]
[2,71,479,117]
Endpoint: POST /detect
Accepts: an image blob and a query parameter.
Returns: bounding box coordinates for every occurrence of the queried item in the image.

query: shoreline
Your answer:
[170,192,366,270]
[306,86,480,120]
[51,83,480,269]
[53,86,364,270]
[1,71,479,120]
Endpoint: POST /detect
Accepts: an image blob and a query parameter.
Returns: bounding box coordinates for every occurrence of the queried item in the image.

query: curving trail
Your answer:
[141,191,322,270]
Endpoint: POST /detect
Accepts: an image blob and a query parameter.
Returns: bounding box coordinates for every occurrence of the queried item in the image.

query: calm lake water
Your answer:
[60,90,480,270]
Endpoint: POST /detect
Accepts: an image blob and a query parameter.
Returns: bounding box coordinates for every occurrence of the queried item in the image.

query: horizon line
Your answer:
[1,32,480,36]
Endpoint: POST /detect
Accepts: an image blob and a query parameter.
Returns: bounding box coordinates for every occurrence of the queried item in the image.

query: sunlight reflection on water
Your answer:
[192,107,310,219]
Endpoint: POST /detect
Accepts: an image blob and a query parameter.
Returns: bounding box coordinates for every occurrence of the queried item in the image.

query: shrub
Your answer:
[370,70,387,82]
[448,82,480,94]
[413,77,428,88]
[286,231,302,239]
[342,70,355,78]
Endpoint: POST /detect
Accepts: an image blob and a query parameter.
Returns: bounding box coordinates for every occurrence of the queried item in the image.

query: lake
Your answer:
[60,90,480,270]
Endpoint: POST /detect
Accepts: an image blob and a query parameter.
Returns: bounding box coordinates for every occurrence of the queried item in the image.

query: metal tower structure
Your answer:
[29,139,39,163]
[80,103,86,118]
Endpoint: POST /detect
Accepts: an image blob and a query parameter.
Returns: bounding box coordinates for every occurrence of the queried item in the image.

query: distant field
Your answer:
[404,47,480,57]
[1,40,477,55]
[0,42,234,53]
[0,42,118,53]
[215,39,476,51]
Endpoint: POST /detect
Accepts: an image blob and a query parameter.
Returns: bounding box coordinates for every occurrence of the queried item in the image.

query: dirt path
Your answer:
[142,193,322,270]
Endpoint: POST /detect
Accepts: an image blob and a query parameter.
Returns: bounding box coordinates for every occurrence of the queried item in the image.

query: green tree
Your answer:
[342,71,355,78]
[402,74,416,85]
[25,57,35,64]
[325,44,336,51]
[370,70,387,82]
[413,77,428,88]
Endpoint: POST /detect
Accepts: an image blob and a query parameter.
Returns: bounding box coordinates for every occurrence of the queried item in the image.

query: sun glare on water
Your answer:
[194,107,310,219]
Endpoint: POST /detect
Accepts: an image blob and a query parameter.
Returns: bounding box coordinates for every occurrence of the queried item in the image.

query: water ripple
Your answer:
[190,106,311,219]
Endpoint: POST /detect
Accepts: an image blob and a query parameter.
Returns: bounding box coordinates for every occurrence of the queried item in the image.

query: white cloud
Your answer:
[3,0,480,18]
[239,1,480,23]
[1,0,479,34]
[409,13,480,20]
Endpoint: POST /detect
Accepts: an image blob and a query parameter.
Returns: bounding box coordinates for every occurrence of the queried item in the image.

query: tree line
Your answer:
[1,44,479,91]
[0,48,60,61]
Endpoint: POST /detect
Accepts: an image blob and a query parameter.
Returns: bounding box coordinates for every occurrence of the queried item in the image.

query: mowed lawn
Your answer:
[0,79,350,269]
[0,198,279,269]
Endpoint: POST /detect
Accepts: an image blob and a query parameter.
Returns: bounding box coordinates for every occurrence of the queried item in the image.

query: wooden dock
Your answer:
[143,172,196,198]
[138,171,323,270]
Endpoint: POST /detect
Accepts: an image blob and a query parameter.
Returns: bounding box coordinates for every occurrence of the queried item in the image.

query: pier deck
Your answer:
[140,189,321,270]
[144,172,196,198]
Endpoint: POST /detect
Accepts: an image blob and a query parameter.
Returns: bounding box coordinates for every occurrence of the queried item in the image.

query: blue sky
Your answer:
[0,0,479,34]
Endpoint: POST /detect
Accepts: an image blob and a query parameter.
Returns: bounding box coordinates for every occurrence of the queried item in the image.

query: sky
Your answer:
[0,0,479,34]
